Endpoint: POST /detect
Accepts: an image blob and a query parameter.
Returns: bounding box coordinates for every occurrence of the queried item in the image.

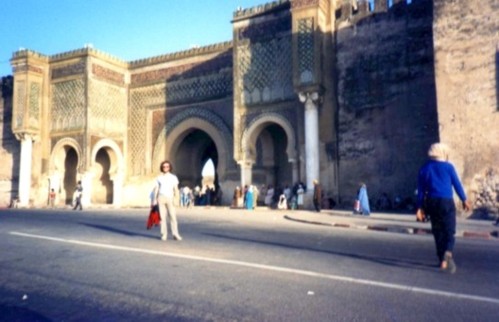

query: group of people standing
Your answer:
[232,182,308,211]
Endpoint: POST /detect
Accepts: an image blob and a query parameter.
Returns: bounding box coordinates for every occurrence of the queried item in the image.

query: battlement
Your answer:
[129,41,233,69]
[12,47,127,68]
[233,0,290,20]
[11,49,48,61]
[50,47,127,67]
[335,0,421,25]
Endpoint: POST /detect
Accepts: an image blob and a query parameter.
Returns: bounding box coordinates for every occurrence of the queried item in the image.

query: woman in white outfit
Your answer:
[152,160,182,241]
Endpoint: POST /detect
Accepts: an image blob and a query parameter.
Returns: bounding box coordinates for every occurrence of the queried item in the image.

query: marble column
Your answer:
[17,134,34,207]
[299,91,321,193]
[80,172,93,208]
[290,159,299,186]
[111,172,124,208]
[239,160,254,187]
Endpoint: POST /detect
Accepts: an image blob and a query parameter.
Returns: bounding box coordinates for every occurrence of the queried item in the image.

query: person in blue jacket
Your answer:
[416,143,471,273]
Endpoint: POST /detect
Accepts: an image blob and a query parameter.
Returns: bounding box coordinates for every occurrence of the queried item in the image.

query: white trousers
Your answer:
[158,195,180,238]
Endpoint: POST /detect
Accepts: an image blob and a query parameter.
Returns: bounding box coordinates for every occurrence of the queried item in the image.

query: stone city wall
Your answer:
[335,0,437,208]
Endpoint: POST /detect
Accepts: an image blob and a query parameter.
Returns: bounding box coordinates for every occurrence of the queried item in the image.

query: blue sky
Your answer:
[0,0,267,76]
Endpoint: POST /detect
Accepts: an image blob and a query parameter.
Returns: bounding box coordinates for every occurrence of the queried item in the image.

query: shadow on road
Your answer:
[203,232,437,271]
[80,223,157,240]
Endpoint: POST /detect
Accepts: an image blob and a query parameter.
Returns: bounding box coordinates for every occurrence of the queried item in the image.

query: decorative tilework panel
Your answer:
[166,70,232,105]
[51,79,85,131]
[237,37,293,105]
[297,18,315,84]
[14,81,26,129]
[129,85,165,176]
[89,80,127,136]
[28,82,40,129]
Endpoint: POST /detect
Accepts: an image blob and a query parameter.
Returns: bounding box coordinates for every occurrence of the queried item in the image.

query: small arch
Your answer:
[50,138,82,173]
[90,138,124,176]
[241,113,297,163]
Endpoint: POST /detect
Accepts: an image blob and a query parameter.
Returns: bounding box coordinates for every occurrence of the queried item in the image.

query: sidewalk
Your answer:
[282,208,499,241]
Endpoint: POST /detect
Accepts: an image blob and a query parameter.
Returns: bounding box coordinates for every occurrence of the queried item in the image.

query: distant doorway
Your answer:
[92,148,113,204]
[63,147,78,204]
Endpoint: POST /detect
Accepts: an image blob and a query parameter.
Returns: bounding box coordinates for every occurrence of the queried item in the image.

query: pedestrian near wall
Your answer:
[49,188,56,208]
[151,160,182,241]
[296,184,304,209]
[416,143,471,273]
[73,181,83,211]
[356,183,370,216]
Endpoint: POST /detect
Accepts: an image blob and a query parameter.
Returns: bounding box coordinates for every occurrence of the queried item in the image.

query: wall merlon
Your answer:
[357,1,371,17]
[233,0,289,20]
[11,49,48,61]
[336,0,423,27]
[336,2,353,23]
[373,0,388,13]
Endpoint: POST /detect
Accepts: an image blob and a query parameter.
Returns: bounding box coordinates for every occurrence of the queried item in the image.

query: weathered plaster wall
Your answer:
[433,0,499,217]
[0,76,19,207]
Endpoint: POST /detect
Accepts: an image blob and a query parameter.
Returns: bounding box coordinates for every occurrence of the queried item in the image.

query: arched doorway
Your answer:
[241,113,298,190]
[173,129,219,191]
[62,147,78,205]
[91,148,113,204]
[154,113,233,204]
[253,124,291,188]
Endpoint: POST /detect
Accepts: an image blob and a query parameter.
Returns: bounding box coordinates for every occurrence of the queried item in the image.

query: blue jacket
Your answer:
[417,160,467,208]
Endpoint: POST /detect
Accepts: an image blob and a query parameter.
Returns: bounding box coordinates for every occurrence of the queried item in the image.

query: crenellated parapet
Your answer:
[129,41,233,69]
[233,0,289,19]
[334,0,420,26]
[50,47,126,67]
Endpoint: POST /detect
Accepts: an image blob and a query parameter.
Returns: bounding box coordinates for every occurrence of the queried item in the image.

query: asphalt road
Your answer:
[1,208,498,321]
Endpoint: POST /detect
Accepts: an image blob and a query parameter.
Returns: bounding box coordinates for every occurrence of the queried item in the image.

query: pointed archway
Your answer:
[240,113,298,188]
[91,148,113,204]
[50,138,83,206]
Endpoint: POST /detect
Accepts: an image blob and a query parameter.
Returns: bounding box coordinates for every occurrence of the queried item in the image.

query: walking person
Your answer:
[49,188,56,208]
[296,184,304,209]
[416,143,471,273]
[151,160,182,241]
[245,185,254,210]
[73,181,83,211]
[356,183,370,216]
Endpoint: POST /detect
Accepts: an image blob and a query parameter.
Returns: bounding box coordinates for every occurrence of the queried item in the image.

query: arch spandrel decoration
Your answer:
[50,138,83,173]
[240,113,297,164]
[152,108,233,176]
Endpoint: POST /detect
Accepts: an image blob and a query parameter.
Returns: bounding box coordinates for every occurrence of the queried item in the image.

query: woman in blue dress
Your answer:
[357,183,370,216]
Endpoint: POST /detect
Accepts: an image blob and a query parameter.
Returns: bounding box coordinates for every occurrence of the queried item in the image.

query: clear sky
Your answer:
[0,0,269,77]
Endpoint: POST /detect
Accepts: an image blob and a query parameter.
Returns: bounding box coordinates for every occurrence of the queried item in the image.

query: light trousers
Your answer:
[157,195,180,238]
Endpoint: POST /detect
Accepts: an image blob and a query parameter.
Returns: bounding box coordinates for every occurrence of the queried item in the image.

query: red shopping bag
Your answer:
[353,200,360,213]
[146,205,160,229]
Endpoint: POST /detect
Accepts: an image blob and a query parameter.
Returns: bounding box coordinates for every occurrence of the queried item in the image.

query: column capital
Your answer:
[237,160,255,168]
[14,132,39,142]
[298,91,322,110]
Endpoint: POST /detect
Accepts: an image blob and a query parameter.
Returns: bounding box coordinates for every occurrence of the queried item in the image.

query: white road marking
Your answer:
[9,231,499,305]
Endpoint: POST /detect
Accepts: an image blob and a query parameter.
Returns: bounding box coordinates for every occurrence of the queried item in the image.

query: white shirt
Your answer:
[155,172,179,198]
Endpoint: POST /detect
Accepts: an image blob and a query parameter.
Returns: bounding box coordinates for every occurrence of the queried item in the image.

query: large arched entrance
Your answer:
[172,129,219,190]
[153,113,233,204]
